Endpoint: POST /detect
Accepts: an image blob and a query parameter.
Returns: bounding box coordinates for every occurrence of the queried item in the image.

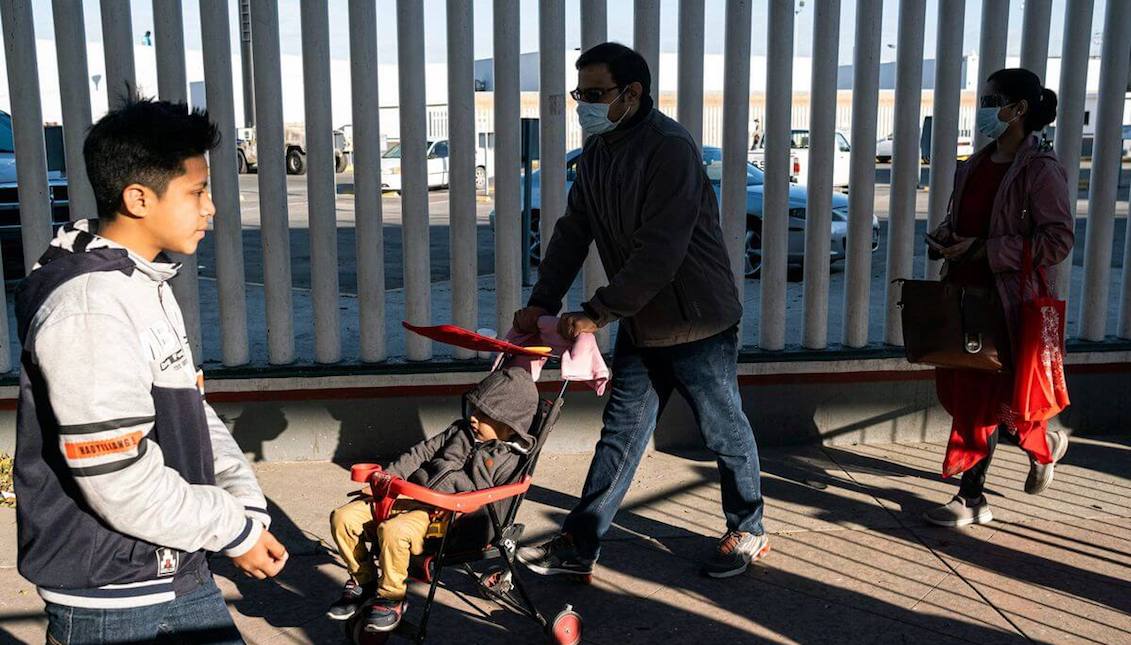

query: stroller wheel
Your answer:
[348,615,391,645]
[410,555,436,583]
[549,605,582,645]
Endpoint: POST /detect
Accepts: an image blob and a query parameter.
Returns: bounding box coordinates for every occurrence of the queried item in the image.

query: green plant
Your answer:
[0,453,13,508]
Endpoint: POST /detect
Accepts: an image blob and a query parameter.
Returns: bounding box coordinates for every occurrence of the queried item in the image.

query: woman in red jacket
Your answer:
[924,68,1075,528]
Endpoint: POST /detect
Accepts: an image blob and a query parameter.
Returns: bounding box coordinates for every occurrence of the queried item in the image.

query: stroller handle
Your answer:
[378,476,533,514]
[351,463,383,483]
[351,463,533,514]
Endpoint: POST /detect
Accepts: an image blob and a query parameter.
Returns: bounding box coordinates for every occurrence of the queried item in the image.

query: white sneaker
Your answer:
[923,496,993,528]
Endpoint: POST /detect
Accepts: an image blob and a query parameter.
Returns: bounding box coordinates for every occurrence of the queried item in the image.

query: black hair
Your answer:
[83,97,220,220]
[575,42,652,97]
[986,68,1058,133]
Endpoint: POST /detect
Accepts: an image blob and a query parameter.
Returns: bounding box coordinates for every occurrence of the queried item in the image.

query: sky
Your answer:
[27,0,1111,71]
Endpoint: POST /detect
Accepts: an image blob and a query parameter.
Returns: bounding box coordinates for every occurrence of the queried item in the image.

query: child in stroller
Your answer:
[327,367,540,634]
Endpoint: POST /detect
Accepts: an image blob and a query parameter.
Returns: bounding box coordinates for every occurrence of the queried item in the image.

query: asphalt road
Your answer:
[196,172,1126,292]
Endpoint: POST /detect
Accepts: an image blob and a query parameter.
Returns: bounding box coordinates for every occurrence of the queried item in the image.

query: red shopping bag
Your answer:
[1012,242,1070,421]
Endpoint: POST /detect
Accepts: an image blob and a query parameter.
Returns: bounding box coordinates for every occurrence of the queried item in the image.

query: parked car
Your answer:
[750,129,852,188]
[236,124,350,175]
[380,138,490,193]
[876,133,974,163]
[0,111,70,280]
[490,147,880,278]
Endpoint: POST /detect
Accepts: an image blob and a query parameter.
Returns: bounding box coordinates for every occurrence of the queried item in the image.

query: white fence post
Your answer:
[199,0,250,367]
[153,0,204,363]
[448,0,478,359]
[398,0,433,360]
[801,0,842,349]
[249,0,295,364]
[883,0,926,347]
[51,0,96,222]
[721,0,752,342]
[842,0,882,349]
[676,0,705,149]
[580,0,609,351]
[1079,0,1131,341]
[973,0,1009,150]
[349,0,386,363]
[540,0,568,314]
[100,0,137,110]
[759,0,794,351]
[2,0,54,280]
[1019,0,1053,81]
[1053,0,1094,302]
[300,0,341,364]
[924,0,965,281]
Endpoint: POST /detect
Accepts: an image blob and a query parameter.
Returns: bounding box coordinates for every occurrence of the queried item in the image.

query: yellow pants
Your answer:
[330,498,432,601]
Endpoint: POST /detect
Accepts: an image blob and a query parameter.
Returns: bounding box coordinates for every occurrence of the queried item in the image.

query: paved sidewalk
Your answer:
[1,436,1129,644]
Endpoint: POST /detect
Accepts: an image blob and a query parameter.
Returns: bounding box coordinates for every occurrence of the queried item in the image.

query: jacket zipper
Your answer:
[426,432,486,489]
[156,283,182,341]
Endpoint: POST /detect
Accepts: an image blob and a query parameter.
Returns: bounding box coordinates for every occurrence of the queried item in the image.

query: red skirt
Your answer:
[936,367,1052,478]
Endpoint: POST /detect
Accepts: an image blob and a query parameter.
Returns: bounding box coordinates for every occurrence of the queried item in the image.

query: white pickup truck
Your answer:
[748,128,852,189]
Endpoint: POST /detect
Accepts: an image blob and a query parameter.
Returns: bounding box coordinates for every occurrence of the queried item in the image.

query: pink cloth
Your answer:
[492,316,609,396]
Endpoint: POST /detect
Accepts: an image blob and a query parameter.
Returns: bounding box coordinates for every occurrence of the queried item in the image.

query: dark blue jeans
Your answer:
[44,576,242,645]
[562,325,765,560]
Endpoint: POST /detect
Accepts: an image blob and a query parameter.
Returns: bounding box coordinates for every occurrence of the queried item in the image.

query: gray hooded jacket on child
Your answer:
[385,367,540,493]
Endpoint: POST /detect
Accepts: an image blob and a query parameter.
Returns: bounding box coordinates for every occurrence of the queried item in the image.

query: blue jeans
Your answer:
[44,576,242,645]
[562,325,765,559]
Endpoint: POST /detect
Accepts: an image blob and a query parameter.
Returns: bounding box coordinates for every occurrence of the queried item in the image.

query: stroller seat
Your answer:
[347,391,583,645]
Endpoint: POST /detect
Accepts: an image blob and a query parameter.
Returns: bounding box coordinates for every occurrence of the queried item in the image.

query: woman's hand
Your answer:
[928,223,953,244]
[940,235,981,260]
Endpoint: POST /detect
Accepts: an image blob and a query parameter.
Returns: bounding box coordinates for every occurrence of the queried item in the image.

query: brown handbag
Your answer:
[897,279,1011,372]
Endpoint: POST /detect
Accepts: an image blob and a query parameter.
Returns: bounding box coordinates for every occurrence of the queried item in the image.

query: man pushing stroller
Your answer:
[326,367,540,633]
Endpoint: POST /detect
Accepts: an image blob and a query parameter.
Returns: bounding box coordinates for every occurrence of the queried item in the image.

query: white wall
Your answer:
[0,39,453,133]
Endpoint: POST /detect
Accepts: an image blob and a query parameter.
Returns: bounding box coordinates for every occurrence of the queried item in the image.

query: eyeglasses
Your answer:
[570,86,622,103]
[980,95,1014,109]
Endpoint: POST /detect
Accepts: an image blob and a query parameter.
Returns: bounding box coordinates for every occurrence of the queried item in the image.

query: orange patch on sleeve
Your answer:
[64,431,144,460]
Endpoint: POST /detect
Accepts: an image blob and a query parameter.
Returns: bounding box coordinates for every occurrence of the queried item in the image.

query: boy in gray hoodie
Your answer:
[327,367,539,633]
[15,99,285,644]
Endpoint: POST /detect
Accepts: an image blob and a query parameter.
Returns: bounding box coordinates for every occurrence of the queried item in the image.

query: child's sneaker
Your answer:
[517,533,595,576]
[923,495,993,528]
[326,579,372,621]
[701,531,770,578]
[364,597,407,633]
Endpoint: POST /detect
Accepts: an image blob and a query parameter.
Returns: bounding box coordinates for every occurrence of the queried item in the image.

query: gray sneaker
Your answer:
[1025,430,1069,495]
[516,533,594,576]
[701,531,770,578]
[923,495,993,528]
[325,579,372,621]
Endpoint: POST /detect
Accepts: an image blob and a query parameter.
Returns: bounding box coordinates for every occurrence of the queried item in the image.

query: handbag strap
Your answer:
[1021,238,1051,301]
[1017,155,1057,302]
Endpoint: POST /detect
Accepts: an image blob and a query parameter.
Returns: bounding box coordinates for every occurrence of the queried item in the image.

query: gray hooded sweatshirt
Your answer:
[385,367,540,493]
[14,220,269,609]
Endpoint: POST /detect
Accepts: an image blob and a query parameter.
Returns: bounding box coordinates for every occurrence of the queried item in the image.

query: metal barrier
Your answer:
[0,0,1128,374]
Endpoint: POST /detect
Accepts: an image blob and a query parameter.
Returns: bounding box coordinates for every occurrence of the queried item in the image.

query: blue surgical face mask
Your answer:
[976,105,1017,140]
[577,90,628,137]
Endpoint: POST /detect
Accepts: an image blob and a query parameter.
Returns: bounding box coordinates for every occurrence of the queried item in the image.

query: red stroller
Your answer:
[344,322,591,644]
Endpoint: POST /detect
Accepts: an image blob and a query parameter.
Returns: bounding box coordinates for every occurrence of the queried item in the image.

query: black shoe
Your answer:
[326,579,373,621]
[516,533,595,576]
[364,597,407,633]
